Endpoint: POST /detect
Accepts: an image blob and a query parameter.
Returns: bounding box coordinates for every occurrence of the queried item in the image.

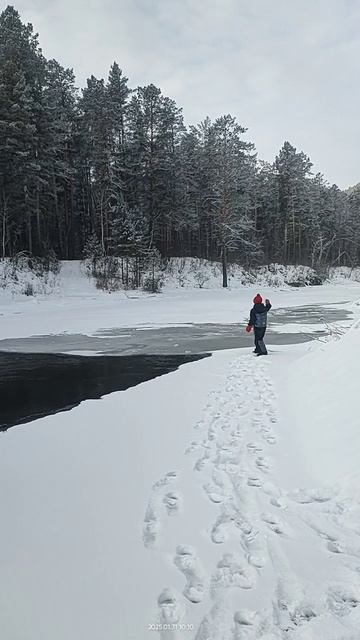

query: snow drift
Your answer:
[286,321,360,487]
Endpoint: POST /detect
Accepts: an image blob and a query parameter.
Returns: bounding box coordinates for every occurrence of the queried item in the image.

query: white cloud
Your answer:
[14,0,360,187]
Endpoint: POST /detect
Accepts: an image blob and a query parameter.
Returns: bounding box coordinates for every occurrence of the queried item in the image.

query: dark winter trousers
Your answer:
[254,327,268,355]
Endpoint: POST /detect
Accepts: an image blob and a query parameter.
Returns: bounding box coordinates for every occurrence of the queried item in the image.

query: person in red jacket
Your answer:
[246,294,272,355]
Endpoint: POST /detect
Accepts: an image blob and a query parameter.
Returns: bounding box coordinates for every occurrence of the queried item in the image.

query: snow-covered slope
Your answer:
[2,258,360,300]
[138,329,360,640]
[0,258,328,297]
[163,259,321,289]
[285,322,360,486]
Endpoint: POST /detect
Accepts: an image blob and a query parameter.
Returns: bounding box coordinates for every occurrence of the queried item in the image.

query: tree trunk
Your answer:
[292,196,296,263]
[2,212,5,259]
[2,191,7,259]
[222,245,228,288]
[53,170,64,257]
[36,186,41,254]
[28,218,32,253]
[100,194,105,254]
[284,223,288,265]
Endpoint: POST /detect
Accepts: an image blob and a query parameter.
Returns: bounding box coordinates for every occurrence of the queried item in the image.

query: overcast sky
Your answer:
[15,0,360,188]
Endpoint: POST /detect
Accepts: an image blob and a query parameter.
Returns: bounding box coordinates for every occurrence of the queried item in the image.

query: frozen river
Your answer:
[0,301,352,430]
[0,304,351,356]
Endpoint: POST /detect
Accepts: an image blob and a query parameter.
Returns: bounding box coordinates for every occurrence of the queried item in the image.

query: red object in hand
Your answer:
[245,325,252,333]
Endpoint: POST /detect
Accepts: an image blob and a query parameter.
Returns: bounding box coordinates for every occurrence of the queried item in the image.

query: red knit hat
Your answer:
[253,293,262,304]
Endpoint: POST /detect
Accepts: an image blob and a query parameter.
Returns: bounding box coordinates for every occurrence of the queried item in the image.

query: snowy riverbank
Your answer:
[1,260,360,341]
[0,258,323,297]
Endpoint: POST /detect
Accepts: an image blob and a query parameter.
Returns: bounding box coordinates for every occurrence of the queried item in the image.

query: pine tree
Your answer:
[0,6,44,256]
[106,62,130,202]
[203,115,258,286]
[78,75,113,251]
[347,186,360,265]
[36,59,78,257]
[176,127,203,256]
[126,84,184,253]
[275,141,313,264]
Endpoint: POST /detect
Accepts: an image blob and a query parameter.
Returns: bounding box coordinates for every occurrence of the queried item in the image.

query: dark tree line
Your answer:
[1,6,360,286]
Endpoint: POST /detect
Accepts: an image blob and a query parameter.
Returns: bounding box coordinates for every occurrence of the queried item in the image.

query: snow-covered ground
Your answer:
[1,263,360,639]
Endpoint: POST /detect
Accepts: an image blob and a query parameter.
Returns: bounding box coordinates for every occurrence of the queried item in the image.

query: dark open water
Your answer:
[0,352,209,431]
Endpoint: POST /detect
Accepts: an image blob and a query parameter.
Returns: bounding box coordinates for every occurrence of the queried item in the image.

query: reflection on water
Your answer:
[0,352,209,431]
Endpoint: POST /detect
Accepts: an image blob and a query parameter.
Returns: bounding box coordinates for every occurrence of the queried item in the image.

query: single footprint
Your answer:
[327,540,344,554]
[184,441,202,455]
[143,472,180,547]
[143,505,162,548]
[157,588,184,639]
[212,553,255,593]
[247,442,263,455]
[233,515,254,537]
[174,545,206,603]
[155,471,179,487]
[194,452,211,472]
[245,528,267,569]
[211,513,232,544]
[270,496,288,509]
[290,603,317,626]
[233,609,257,639]
[261,511,288,535]
[327,585,360,616]
[163,491,182,516]
[247,476,262,488]
[255,455,271,473]
[204,483,225,504]
[260,427,277,445]
[204,471,232,504]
